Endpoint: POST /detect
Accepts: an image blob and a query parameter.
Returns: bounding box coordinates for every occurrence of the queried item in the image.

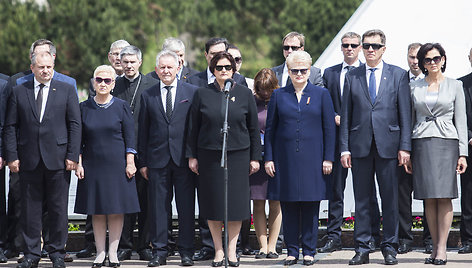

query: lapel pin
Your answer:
[307,97,311,105]
[383,77,386,80]
[53,88,56,91]
[231,97,236,102]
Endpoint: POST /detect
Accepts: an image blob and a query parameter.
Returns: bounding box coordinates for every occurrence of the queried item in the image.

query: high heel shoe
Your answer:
[108,261,120,267]
[211,260,223,267]
[433,258,447,265]
[424,257,435,264]
[228,259,240,267]
[92,259,107,267]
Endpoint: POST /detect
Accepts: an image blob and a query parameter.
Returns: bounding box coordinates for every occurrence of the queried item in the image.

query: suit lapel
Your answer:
[154,84,167,122]
[357,65,371,104]
[25,81,40,121]
[42,80,58,122]
[374,64,390,106]
[334,65,342,103]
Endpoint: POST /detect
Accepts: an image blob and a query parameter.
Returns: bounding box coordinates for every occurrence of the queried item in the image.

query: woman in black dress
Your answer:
[75,65,140,267]
[187,52,261,267]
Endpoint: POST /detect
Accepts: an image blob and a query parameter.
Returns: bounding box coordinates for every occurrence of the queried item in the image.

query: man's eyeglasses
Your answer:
[283,46,302,51]
[95,77,114,85]
[362,43,384,50]
[342,43,360,49]
[234,57,242,64]
[215,65,232,71]
[290,69,308,75]
[424,56,442,65]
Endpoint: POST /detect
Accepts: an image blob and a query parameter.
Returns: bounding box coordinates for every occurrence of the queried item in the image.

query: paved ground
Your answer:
[3,249,472,267]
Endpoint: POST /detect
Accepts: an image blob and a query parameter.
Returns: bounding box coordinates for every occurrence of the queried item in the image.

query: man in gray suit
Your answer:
[271,32,323,87]
[340,29,411,265]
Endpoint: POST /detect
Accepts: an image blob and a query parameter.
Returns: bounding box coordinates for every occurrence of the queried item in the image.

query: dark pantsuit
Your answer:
[281,201,320,258]
[5,172,23,252]
[148,161,195,257]
[461,149,472,246]
[352,143,399,253]
[20,160,70,261]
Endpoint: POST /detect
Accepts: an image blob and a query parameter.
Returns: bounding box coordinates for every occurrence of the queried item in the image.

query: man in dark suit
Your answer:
[458,47,472,255]
[340,29,411,265]
[146,37,198,83]
[319,32,381,254]
[0,76,9,263]
[4,51,81,268]
[139,50,198,267]
[112,45,157,262]
[271,31,323,87]
[187,37,248,88]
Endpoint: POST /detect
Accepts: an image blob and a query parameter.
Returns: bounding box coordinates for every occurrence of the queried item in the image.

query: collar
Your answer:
[33,77,51,88]
[342,60,361,69]
[409,70,424,80]
[366,60,384,72]
[125,72,140,82]
[206,67,215,84]
[160,79,178,90]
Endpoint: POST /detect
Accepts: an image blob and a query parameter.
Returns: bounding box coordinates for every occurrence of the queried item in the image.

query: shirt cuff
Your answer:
[341,151,351,157]
[126,148,137,154]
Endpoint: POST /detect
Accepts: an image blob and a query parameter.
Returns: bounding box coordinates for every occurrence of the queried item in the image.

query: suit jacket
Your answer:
[16,71,77,91]
[459,72,472,143]
[340,62,411,159]
[271,63,324,87]
[4,79,81,170]
[0,79,8,157]
[146,65,198,83]
[187,70,248,88]
[0,73,8,81]
[410,77,467,156]
[138,80,198,168]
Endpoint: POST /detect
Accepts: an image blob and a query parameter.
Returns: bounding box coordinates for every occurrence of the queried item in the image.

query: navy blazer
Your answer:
[4,79,81,170]
[339,62,411,159]
[264,82,336,201]
[187,70,248,88]
[459,72,472,142]
[271,63,324,87]
[138,80,198,168]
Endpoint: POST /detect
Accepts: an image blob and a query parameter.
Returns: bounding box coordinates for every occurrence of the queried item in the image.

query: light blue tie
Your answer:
[369,68,377,103]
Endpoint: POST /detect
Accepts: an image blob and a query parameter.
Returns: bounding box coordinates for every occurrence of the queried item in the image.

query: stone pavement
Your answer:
[2,249,472,267]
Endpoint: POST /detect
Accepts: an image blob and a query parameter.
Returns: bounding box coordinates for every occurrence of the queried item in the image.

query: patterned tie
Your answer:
[165,86,173,120]
[37,83,45,116]
[368,68,377,103]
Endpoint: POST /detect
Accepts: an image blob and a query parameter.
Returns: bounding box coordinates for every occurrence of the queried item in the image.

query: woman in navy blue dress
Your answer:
[264,51,336,266]
[74,65,140,267]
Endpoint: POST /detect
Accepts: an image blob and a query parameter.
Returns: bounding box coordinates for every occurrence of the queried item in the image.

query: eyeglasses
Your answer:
[283,45,302,51]
[424,56,442,65]
[342,43,360,49]
[95,77,113,85]
[215,65,232,71]
[234,57,242,64]
[362,43,384,50]
[290,69,308,75]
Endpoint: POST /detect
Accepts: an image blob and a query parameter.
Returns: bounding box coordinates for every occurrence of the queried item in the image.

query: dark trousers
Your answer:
[5,172,23,252]
[460,148,472,246]
[351,144,399,253]
[281,201,320,258]
[398,168,431,245]
[0,168,6,250]
[20,160,70,261]
[82,215,95,248]
[148,161,195,257]
[326,153,381,243]
[119,171,150,252]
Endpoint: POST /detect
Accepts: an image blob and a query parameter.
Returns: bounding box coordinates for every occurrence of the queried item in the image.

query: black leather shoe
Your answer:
[349,252,369,265]
[458,244,472,254]
[424,257,435,264]
[116,249,132,261]
[91,260,106,268]
[283,258,298,266]
[433,258,447,265]
[211,260,223,267]
[266,252,279,259]
[108,262,120,267]
[17,256,25,263]
[318,239,342,253]
[0,251,7,263]
[397,243,412,254]
[52,257,66,268]
[76,245,96,258]
[303,257,316,266]
[139,249,153,261]
[147,255,166,267]
[255,252,266,259]
[41,249,48,258]
[192,249,214,261]
[64,253,73,262]
[4,249,20,259]
[382,250,398,265]
[16,258,39,268]
[181,255,194,266]
[424,243,433,254]
[368,240,376,253]
[228,259,239,267]
[241,247,256,255]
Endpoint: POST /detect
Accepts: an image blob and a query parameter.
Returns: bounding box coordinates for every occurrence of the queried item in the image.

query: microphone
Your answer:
[223,78,234,93]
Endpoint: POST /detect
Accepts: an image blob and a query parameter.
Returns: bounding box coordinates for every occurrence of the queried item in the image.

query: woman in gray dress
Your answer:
[406,43,467,264]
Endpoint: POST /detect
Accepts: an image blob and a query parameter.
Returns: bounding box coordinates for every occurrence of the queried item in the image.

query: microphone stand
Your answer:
[220,88,230,268]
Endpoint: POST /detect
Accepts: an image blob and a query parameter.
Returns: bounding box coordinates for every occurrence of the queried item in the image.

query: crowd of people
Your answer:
[0,28,472,268]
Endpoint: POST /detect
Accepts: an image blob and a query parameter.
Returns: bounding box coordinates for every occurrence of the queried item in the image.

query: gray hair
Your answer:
[31,51,54,65]
[362,29,386,45]
[29,39,56,57]
[341,32,361,43]
[162,38,185,52]
[155,50,179,67]
[286,51,312,68]
[109,39,130,52]
[93,65,116,78]
[120,45,142,61]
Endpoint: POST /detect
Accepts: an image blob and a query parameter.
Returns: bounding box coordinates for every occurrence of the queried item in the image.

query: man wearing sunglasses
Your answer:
[271,31,323,88]
[340,29,411,265]
[112,45,158,262]
[319,32,381,255]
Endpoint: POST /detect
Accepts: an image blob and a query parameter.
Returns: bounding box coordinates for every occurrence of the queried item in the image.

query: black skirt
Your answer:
[197,148,250,221]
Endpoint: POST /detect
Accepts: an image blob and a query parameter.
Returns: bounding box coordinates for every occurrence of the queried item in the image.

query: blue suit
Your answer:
[265,81,336,257]
[322,64,381,245]
[339,62,411,253]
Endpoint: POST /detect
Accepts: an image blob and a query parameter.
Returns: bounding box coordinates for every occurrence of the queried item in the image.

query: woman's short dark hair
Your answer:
[417,43,447,74]
[254,68,279,100]
[209,52,236,75]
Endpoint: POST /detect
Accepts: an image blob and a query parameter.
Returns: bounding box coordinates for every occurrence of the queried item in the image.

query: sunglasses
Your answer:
[215,65,232,71]
[234,57,242,64]
[95,77,113,85]
[290,69,308,75]
[342,43,360,49]
[362,43,384,50]
[283,45,302,51]
[424,56,442,65]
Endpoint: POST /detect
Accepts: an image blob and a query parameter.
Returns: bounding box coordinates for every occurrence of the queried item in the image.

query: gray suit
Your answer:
[271,63,324,87]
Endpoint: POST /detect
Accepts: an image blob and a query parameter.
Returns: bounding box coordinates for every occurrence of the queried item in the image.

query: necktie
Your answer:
[368,68,377,103]
[37,83,45,116]
[345,65,354,71]
[165,86,173,120]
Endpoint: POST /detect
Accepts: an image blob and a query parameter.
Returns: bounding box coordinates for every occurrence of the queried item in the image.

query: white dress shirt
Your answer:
[340,60,361,97]
[160,79,178,113]
[281,63,289,87]
[206,67,216,85]
[366,61,384,95]
[34,77,51,122]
